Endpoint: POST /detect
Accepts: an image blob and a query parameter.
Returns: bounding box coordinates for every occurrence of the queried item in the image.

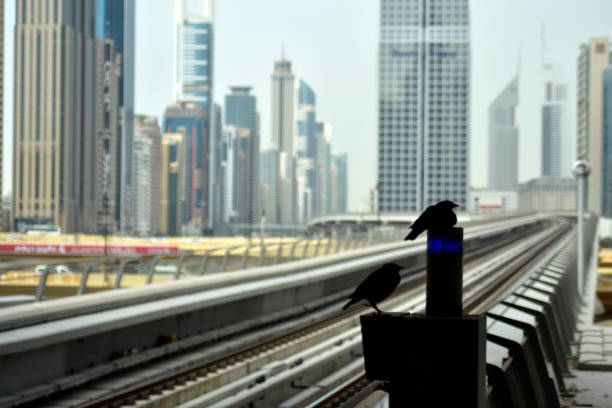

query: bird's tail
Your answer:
[342,297,359,310]
[404,228,418,241]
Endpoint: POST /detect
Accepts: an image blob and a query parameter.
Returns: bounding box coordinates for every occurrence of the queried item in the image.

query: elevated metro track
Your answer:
[0,215,565,406]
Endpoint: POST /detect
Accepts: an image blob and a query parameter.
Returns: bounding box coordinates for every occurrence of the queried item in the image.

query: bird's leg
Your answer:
[370,303,383,314]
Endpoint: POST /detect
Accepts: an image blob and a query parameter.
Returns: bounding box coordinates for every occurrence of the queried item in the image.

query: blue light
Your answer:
[427,236,462,255]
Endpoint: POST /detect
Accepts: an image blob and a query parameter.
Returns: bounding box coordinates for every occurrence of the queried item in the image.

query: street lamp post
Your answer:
[573,160,591,295]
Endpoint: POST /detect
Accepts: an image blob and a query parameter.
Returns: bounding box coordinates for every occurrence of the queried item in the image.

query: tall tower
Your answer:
[295,79,317,223]
[161,133,185,236]
[330,153,348,213]
[132,116,162,237]
[88,39,120,235]
[175,0,214,232]
[488,76,519,190]
[271,57,296,224]
[577,37,611,214]
[603,66,612,217]
[96,0,136,234]
[175,0,213,111]
[315,121,332,216]
[225,87,260,227]
[13,1,97,233]
[378,0,470,212]
[0,0,4,231]
[163,102,209,234]
[541,80,568,178]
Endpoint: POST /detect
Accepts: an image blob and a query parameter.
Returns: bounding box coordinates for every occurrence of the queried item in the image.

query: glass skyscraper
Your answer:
[377,0,470,212]
[224,87,260,225]
[296,79,317,222]
[175,0,213,113]
[163,103,209,234]
[96,0,135,233]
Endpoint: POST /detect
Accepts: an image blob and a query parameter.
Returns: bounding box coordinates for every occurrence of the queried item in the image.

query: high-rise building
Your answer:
[161,133,185,236]
[330,153,348,213]
[224,87,259,226]
[89,39,120,235]
[603,66,612,217]
[96,0,136,233]
[13,1,97,233]
[271,57,296,224]
[0,0,4,231]
[222,126,254,226]
[210,103,224,233]
[174,0,213,112]
[315,122,332,216]
[295,80,317,223]
[577,37,612,214]
[175,0,214,232]
[132,116,162,237]
[377,0,470,212]
[163,102,209,235]
[260,147,280,225]
[542,79,569,178]
[488,76,519,190]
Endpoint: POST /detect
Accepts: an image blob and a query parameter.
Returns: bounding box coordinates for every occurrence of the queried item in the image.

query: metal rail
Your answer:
[28,220,555,408]
[301,223,575,408]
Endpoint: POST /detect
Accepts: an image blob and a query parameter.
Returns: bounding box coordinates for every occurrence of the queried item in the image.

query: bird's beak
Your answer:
[454,204,460,208]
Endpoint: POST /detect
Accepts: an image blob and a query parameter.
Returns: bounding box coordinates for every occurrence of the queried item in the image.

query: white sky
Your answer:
[3,0,612,211]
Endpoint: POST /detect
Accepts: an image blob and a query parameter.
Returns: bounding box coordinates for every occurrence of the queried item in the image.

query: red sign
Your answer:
[0,243,179,256]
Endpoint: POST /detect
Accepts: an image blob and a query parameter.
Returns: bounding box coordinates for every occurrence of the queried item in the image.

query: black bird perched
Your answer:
[342,263,402,313]
[404,200,459,241]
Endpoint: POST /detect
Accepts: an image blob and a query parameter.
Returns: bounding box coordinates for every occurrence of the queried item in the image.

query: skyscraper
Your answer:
[163,102,209,235]
[330,153,348,213]
[210,103,224,233]
[224,87,260,226]
[161,133,185,236]
[315,122,332,216]
[88,39,120,235]
[542,78,569,178]
[603,66,612,218]
[295,80,317,223]
[271,57,296,224]
[260,147,280,225]
[96,0,136,233]
[577,37,611,214]
[174,0,213,112]
[488,76,519,190]
[0,0,4,231]
[175,0,214,232]
[13,1,97,233]
[377,0,470,212]
[222,126,253,226]
[132,116,162,237]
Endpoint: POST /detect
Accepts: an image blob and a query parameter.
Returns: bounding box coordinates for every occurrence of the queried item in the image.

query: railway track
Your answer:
[300,222,574,408]
[23,219,568,408]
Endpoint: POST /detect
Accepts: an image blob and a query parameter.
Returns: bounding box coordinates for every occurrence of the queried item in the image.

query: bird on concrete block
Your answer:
[404,200,459,241]
[342,263,402,313]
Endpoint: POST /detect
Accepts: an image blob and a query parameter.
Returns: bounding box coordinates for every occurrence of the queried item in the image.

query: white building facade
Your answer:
[488,76,519,190]
[377,0,470,212]
[271,57,297,224]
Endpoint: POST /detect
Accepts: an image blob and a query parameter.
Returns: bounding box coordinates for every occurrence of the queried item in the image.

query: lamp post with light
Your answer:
[573,160,591,295]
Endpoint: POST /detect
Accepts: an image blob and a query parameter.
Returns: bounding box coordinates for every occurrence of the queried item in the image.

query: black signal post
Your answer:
[360,227,486,407]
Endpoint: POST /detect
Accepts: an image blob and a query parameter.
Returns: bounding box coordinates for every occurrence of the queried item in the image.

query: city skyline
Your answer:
[2,1,612,212]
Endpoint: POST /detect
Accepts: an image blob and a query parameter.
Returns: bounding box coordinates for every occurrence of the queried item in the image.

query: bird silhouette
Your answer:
[342,263,402,313]
[404,200,459,241]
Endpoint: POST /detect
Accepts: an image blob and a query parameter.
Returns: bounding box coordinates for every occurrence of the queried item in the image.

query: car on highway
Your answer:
[35,264,72,275]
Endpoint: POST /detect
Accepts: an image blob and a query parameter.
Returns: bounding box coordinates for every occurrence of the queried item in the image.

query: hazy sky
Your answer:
[3,0,612,211]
